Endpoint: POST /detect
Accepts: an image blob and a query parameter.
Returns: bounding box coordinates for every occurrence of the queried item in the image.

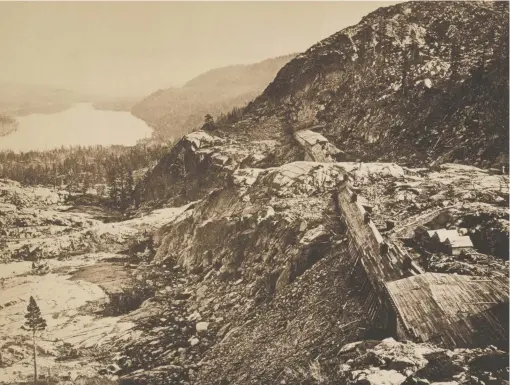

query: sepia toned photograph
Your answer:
[0,1,508,385]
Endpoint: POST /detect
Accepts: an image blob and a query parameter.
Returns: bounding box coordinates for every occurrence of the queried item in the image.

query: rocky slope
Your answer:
[243,1,508,168]
[122,2,509,384]
[126,142,509,384]
[131,55,295,141]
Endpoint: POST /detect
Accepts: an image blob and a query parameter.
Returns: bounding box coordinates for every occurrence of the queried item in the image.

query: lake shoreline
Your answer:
[0,103,153,152]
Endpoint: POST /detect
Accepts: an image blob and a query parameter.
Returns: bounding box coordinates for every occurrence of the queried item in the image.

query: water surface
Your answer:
[0,103,152,152]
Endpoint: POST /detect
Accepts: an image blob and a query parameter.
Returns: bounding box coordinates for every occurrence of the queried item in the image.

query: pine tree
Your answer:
[376,22,388,79]
[82,176,91,195]
[106,167,120,207]
[496,23,509,76]
[409,29,420,65]
[22,296,47,385]
[119,171,126,207]
[450,42,461,81]
[202,114,216,131]
[484,28,495,71]
[358,26,372,64]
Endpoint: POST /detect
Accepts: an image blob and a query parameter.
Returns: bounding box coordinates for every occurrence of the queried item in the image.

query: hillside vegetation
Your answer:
[0,82,88,116]
[131,54,295,140]
[0,143,171,210]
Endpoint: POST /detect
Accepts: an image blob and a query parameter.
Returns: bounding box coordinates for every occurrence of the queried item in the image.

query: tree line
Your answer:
[0,143,171,208]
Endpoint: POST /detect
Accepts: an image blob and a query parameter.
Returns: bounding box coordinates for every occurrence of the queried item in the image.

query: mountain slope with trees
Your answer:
[0,143,170,210]
[247,0,509,167]
[0,82,88,116]
[130,54,295,141]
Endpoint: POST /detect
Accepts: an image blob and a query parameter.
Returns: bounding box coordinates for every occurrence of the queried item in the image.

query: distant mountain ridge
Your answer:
[131,54,296,140]
[0,82,88,117]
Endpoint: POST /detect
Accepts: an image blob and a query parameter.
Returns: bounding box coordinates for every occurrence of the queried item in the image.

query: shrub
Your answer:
[55,341,80,361]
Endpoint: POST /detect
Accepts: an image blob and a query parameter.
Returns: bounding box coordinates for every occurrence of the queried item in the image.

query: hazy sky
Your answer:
[0,1,399,97]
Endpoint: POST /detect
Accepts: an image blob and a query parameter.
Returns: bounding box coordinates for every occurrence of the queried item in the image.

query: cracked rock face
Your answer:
[134,130,302,209]
[153,161,346,279]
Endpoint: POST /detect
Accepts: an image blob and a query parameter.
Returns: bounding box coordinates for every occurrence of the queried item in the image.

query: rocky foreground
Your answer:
[0,179,191,384]
[0,133,507,385]
[120,131,509,385]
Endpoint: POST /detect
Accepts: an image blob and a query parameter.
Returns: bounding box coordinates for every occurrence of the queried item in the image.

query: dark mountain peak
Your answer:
[234,0,509,167]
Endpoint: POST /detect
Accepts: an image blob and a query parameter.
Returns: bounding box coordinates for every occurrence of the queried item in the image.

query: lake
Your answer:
[0,103,153,152]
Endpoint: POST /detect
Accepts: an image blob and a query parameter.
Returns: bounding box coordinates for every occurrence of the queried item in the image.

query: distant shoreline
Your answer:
[92,98,139,112]
[0,102,153,152]
[2,102,74,117]
[0,126,17,138]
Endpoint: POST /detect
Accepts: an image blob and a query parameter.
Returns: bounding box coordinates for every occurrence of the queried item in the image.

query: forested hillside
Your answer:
[0,143,170,208]
[0,82,87,116]
[131,54,295,140]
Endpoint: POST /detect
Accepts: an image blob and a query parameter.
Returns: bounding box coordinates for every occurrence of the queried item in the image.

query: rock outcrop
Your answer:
[335,338,509,385]
[134,130,302,209]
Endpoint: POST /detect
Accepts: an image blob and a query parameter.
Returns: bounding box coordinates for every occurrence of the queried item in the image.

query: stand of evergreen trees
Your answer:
[0,143,171,208]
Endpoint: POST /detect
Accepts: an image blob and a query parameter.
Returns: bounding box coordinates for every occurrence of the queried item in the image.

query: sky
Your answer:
[0,1,400,98]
